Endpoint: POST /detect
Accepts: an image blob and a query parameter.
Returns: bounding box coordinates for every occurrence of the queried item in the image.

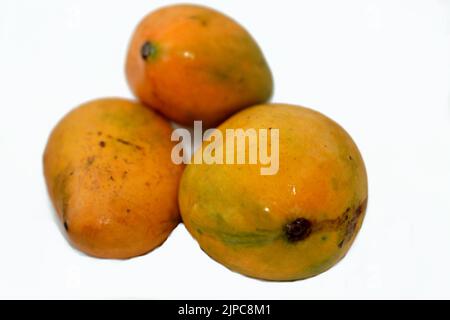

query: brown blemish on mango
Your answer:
[101,134,144,152]
[309,201,366,248]
[86,156,95,166]
[115,138,143,151]
[188,14,209,26]
[339,197,368,247]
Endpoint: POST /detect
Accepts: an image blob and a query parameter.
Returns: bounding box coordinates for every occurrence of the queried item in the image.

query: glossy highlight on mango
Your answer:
[43,98,183,259]
[125,4,273,127]
[179,104,368,281]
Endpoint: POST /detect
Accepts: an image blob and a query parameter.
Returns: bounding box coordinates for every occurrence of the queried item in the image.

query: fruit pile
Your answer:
[44,4,368,281]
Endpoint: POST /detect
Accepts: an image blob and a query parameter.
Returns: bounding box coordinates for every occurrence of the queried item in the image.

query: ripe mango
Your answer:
[125,4,273,127]
[43,98,183,259]
[179,104,368,280]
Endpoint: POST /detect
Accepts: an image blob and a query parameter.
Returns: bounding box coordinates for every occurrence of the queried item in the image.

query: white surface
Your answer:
[0,0,449,299]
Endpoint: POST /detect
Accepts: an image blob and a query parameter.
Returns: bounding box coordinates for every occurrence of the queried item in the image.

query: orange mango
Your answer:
[179,104,368,280]
[43,98,183,259]
[126,4,273,127]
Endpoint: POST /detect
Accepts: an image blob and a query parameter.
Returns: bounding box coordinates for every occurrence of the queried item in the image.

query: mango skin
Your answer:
[125,4,273,127]
[43,98,183,259]
[179,104,368,281]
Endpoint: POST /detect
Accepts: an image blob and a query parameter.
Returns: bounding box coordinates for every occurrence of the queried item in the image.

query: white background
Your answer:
[0,0,449,299]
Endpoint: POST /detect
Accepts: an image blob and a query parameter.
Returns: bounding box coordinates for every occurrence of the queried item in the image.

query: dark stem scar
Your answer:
[141,41,157,60]
[285,218,312,242]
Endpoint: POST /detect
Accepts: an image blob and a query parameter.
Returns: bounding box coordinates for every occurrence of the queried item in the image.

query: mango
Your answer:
[125,4,273,127]
[43,98,183,259]
[179,104,368,280]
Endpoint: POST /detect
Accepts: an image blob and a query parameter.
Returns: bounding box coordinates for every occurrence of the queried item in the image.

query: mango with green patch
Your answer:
[43,98,183,259]
[179,104,368,280]
[125,4,273,127]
